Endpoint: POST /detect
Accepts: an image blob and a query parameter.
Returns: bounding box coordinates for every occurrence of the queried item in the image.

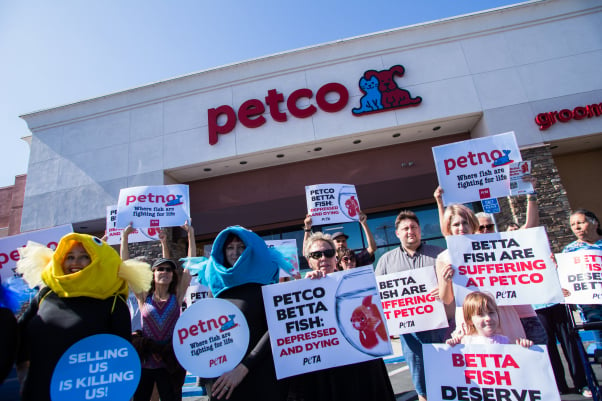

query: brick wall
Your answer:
[496,145,574,253]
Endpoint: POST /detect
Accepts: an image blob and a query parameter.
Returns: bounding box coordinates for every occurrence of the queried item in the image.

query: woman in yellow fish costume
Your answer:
[15,233,152,401]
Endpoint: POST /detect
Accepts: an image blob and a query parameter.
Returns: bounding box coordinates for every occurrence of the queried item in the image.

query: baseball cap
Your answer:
[151,258,178,270]
[331,232,349,240]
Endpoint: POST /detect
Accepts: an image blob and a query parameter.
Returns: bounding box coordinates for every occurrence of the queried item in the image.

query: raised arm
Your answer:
[120,223,134,261]
[436,253,455,306]
[359,211,376,256]
[523,176,539,229]
[434,186,445,234]
[177,220,194,305]
[302,214,312,253]
[159,228,170,258]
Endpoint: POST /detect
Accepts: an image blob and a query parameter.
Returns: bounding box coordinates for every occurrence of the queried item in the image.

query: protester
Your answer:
[16,233,152,401]
[0,305,17,384]
[337,248,357,270]
[446,292,533,347]
[303,211,376,266]
[288,232,396,401]
[375,210,446,401]
[133,221,194,401]
[434,187,546,345]
[435,204,528,343]
[536,209,602,397]
[187,225,289,401]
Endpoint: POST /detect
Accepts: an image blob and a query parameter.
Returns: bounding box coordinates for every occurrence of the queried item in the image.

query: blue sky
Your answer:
[0,0,526,187]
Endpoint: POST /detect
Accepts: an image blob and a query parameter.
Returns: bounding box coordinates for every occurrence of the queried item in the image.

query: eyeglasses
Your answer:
[479,224,495,231]
[308,249,336,260]
[155,266,174,272]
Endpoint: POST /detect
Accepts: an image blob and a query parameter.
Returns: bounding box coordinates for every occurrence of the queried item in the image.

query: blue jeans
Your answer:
[400,328,447,397]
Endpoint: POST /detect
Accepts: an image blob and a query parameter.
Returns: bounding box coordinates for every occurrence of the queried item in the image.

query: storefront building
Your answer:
[19,0,602,263]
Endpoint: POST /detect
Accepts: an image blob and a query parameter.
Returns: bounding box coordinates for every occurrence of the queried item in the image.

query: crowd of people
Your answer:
[1,181,600,401]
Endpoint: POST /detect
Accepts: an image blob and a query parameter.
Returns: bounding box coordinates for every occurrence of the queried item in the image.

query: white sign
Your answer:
[556,250,602,304]
[377,268,448,335]
[262,266,392,379]
[116,185,190,229]
[105,205,160,246]
[508,161,534,196]
[432,132,521,205]
[0,224,72,281]
[446,227,564,306]
[305,183,361,225]
[424,343,560,401]
[183,281,211,308]
[173,298,249,378]
[266,239,300,278]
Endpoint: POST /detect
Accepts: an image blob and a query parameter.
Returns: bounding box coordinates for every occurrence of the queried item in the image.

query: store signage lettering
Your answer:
[207,64,421,145]
[534,102,602,130]
[208,83,348,145]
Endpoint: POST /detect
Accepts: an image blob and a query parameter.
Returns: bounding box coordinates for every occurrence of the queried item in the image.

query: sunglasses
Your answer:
[308,249,336,260]
[341,256,354,262]
[155,266,174,272]
[479,224,495,231]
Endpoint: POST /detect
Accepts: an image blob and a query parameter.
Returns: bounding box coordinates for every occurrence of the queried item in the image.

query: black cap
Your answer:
[331,232,349,240]
[151,258,178,270]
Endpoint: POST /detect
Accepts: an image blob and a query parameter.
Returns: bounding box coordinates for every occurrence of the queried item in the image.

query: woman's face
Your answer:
[450,214,472,236]
[570,213,599,243]
[307,240,337,275]
[225,237,245,267]
[340,254,357,270]
[153,263,174,285]
[62,243,91,275]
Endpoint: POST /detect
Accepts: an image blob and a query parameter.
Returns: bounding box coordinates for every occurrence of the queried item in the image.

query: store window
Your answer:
[256,203,447,275]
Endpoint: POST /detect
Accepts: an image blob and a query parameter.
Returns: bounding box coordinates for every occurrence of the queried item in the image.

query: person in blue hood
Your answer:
[187,226,289,401]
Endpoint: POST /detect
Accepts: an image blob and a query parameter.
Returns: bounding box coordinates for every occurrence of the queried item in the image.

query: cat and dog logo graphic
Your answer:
[352,64,421,116]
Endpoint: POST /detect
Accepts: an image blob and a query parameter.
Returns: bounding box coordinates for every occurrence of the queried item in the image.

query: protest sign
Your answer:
[262,266,392,379]
[305,183,361,225]
[556,250,602,304]
[432,132,521,205]
[173,298,250,378]
[446,227,563,306]
[424,343,560,401]
[105,206,160,246]
[377,268,448,335]
[50,334,140,401]
[183,280,211,309]
[116,184,190,229]
[266,239,300,278]
[508,161,534,196]
[0,224,72,281]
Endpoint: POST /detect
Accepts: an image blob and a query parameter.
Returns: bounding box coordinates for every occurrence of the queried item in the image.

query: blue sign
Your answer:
[481,198,501,214]
[50,334,140,401]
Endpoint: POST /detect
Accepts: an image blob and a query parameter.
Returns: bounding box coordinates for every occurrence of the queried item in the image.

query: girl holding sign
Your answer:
[190,226,291,401]
[15,233,152,401]
[288,232,396,401]
[435,204,528,343]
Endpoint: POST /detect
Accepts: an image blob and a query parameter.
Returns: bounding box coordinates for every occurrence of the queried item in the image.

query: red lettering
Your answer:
[208,82,349,145]
[535,102,602,130]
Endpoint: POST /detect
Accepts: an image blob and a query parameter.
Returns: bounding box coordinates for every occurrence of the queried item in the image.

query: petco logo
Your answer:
[352,65,421,115]
[207,65,421,145]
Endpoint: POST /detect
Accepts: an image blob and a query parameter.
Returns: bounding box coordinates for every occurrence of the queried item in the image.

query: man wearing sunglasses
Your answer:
[375,210,445,401]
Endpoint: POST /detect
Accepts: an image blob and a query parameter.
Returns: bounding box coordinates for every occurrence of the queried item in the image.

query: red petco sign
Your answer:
[535,102,602,130]
[207,65,421,145]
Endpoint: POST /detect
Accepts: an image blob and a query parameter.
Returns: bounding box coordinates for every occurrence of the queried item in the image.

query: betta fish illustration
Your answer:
[350,295,388,349]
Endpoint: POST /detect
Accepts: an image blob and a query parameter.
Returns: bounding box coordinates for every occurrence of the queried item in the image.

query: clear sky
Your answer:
[0,0,527,187]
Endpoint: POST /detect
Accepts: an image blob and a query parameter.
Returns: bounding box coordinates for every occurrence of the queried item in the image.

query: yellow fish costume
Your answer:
[18,232,152,298]
[15,233,153,401]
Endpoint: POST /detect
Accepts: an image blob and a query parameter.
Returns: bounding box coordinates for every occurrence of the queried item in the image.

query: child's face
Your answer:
[471,308,499,337]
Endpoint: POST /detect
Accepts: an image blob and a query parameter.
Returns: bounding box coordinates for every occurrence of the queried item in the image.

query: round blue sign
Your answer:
[50,334,140,401]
